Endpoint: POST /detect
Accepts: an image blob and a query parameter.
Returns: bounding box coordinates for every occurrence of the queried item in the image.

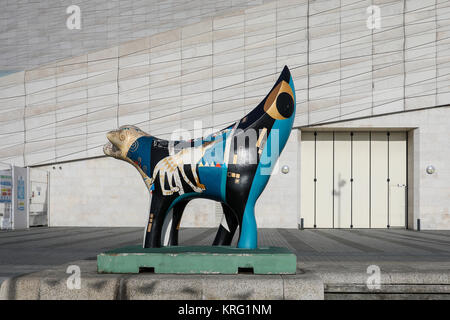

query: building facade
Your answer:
[0,0,448,230]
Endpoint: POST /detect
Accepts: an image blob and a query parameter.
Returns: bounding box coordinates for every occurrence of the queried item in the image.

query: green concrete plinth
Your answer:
[97,246,297,274]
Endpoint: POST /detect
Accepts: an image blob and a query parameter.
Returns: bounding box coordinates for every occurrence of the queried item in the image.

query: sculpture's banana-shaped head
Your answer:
[103,125,147,160]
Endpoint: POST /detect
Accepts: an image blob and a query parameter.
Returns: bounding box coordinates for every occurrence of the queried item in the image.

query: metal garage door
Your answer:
[300,131,407,228]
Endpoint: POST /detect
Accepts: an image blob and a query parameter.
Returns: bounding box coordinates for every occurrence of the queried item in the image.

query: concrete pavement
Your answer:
[0,227,449,299]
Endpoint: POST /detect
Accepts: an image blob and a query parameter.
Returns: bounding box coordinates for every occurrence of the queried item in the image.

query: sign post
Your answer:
[12,166,29,230]
[0,169,12,229]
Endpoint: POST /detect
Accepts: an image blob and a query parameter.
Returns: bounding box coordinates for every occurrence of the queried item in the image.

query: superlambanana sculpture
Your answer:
[104,66,295,249]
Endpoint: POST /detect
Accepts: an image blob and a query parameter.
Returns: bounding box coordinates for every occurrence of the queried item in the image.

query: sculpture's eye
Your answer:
[276,92,294,119]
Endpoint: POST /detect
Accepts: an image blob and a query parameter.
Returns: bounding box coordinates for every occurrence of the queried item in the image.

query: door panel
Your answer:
[300,132,315,228]
[300,130,406,229]
[389,132,407,227]
[29,169,49,227]
[370,132,388,228]
[333,132,351,228]
[315,132,333,228]
[352,132,370,228]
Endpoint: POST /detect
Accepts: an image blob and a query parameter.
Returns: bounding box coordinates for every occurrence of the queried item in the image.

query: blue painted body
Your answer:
[237,76,296,248]
[120,66,296,249]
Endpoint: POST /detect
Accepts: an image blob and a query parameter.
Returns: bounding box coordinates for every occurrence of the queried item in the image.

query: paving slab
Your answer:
[298,261,450,299]
[1,227,449,299]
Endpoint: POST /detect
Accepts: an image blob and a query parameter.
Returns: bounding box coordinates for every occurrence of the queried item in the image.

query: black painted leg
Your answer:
[143,195,171,248]
[166,201,189,246]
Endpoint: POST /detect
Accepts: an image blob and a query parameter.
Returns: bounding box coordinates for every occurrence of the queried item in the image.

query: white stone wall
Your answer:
[255,129,299,228]
[42,157,149,227]
[308,106,450,230]
[0,0,270,70]
[1,0,449,168]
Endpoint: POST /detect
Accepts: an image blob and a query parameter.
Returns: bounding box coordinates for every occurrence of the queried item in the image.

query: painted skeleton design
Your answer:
[103,125,214,196]
[149,142,213,196]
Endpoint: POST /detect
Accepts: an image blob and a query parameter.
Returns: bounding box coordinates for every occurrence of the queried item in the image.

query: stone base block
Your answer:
[0,260,324,300]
